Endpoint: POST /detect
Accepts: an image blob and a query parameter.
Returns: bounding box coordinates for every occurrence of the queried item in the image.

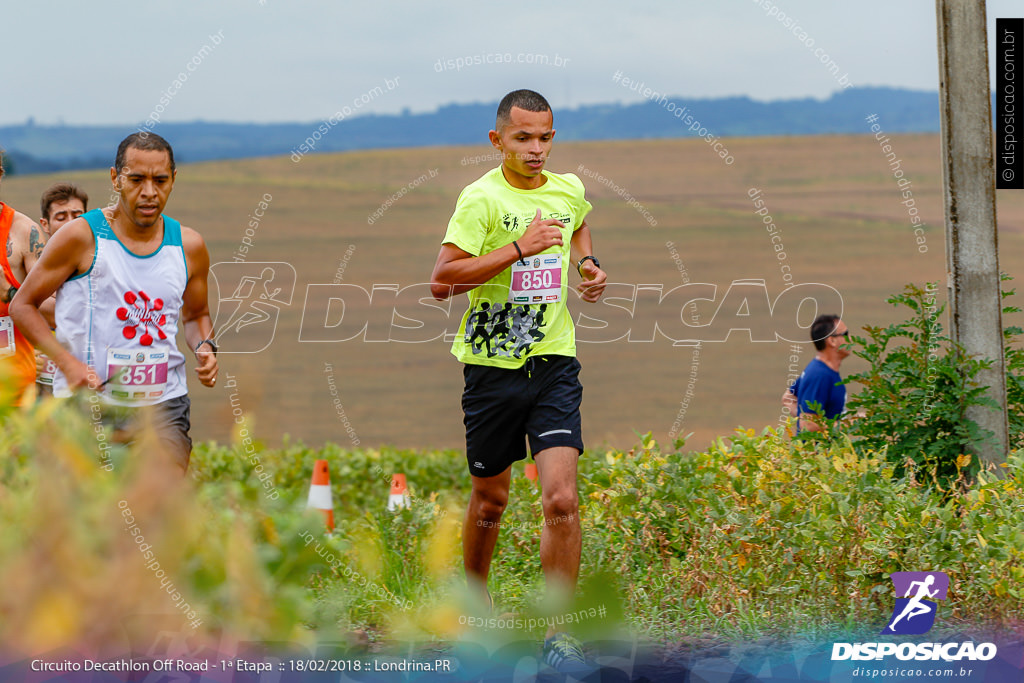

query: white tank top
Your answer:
[53,209,189,406]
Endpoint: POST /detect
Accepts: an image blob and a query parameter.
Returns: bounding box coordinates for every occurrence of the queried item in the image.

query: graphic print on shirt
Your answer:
[501,213,520,232]
[109,290,171,401]
[116,289,167,346]
[501,210,574,234]
[464,302,547,359]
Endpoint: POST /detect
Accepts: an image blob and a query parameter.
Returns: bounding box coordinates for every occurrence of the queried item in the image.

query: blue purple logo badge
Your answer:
[882,571,949,635]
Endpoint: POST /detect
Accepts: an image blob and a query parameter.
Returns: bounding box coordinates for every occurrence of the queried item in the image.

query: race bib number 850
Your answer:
[509,254,562,304]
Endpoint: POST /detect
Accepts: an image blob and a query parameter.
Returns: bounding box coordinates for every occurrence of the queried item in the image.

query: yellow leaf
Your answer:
[977,533,988,548]
[21,591,81,652]
[424,509,460,580]
[261,516,279,545]
[956,454,972,469]
[421,604,463,638]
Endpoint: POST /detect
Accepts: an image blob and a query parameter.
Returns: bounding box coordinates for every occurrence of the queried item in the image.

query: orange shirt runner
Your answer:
[0,202,38,406]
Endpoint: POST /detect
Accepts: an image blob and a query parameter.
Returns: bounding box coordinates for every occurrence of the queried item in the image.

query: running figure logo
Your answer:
[882,571,949,635]
[209,262,296,353]
[464,302,547,358]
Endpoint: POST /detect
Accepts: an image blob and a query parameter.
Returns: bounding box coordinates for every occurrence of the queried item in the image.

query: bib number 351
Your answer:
[106,347,169,403]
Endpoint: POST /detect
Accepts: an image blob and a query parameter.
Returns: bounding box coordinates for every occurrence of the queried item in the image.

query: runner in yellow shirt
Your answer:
[430,89,607,674]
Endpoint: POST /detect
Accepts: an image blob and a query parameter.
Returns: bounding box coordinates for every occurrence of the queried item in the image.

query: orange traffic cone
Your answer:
[306,459,335,531]
[525,463,538,482]
[387,473,410,511]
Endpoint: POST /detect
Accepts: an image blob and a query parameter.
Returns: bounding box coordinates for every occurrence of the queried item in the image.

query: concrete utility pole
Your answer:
[935,0,1009,470]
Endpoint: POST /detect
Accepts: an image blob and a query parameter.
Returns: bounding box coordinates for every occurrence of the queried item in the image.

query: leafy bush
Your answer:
[1001,277,1024,447]
[0,400,327,657]
[573,430,1024,641]
[843,283,999,486]
[4,366,1021,653]
[190,430,1023,642]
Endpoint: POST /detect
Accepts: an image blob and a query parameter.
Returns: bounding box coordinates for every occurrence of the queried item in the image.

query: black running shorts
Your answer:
[461,355,584,478]
[104,395,194,471]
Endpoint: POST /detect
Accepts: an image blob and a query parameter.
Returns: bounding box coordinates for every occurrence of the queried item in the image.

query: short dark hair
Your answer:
[41,183,89,220]
[496,89,551,130]
[115,132,175,174]
[810,314,841,351]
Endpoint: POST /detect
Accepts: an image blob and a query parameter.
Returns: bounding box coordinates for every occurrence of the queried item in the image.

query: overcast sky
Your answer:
[1,0,1019,126]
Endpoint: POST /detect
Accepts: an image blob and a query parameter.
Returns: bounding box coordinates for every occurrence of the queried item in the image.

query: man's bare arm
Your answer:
[4,213,45,284]
[782,389,824,432]
[181,227,217,387]
[430,243,521,300]
[569,220,593,267]
[782,389,797,416]
[430,209,565,300]
[25,222,46,274]
[38,296,56,329]
[569,221,606,303]
[10,220,97,388]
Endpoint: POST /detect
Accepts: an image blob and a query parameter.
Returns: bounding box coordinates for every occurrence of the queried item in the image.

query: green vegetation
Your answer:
[0,399,325,655]
[2,396,1020,654]
[834,280,1024,490]
[840,283,997,485]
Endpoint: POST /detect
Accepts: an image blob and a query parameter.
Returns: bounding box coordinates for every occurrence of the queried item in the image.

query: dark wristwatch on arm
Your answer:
[195,338,218,356]
[576,255,600,276]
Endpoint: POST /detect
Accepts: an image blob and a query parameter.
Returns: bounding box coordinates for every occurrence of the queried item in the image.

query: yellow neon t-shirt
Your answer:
[442,167,592,368]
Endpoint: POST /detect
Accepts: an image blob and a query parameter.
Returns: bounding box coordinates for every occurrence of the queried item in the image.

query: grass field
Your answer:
[5,134,1024,453]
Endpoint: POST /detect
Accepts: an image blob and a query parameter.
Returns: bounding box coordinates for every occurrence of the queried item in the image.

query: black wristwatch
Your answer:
[195,339,218,356]
[3,286,16,304]
[576,255,601,275]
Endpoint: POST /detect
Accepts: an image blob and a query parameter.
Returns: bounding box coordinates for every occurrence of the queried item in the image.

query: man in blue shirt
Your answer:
[782,314,850,432]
